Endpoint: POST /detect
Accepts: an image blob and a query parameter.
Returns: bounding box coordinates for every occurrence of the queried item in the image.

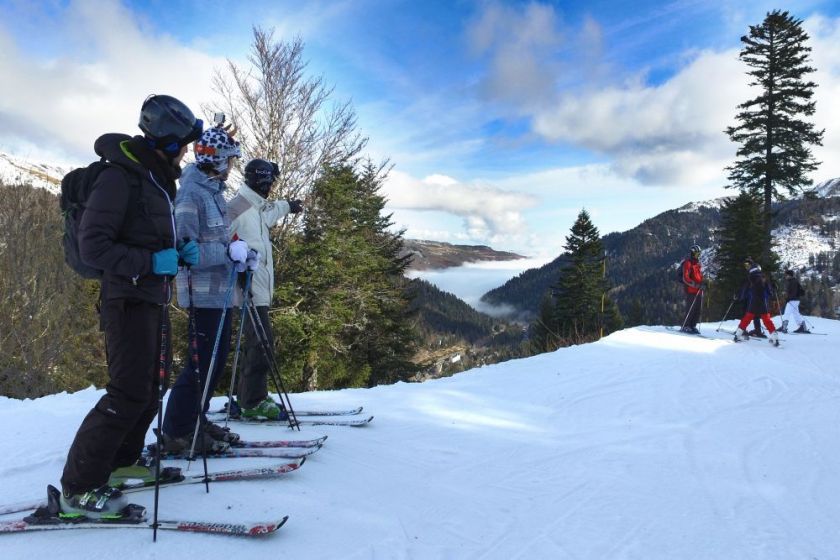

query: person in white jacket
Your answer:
[228,158,303,419]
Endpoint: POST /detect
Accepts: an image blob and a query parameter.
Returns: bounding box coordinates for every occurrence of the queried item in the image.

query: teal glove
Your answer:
[177,239,200,267]
[152,248,179,276]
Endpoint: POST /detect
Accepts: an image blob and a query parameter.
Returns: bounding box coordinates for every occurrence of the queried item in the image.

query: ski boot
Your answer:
[779,320,789,334]
[57,484,131,520]
[204,421,241,445]
[734,328,749,342]
[794,323,810,334]
[25,485,146,525]
[224,399,243,419]
[156,429,230,455]
[108,456,182,489]
[769,331,780,347]
[241,397,287,421]
[747,329,767,339]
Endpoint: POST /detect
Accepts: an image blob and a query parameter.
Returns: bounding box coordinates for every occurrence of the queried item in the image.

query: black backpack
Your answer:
[59,160,141,279]
[675,259,688,284]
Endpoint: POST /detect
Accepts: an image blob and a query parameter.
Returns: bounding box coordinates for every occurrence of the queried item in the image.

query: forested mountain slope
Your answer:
[483,186,840,325]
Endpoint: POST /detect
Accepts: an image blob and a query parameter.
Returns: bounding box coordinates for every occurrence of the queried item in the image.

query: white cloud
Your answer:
[471,5,840,187]
[0,0,226,162]
[807,15,840,182]
[466,2,564,111]
[383,170,538,243]
[531,48,747,186]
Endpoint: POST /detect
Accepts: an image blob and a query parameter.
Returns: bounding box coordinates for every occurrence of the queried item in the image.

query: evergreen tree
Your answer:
[273,163,418,391]
[711,192,766,316]
[529,294,559,353]
[549,210,622,343]
[725,10,824,264]
[352,162,419,386]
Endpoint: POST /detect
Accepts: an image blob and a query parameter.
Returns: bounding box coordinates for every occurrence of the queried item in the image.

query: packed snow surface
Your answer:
[1,318,839,559]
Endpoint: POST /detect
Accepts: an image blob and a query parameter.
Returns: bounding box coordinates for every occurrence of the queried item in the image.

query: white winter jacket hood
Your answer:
[228,185,291,306]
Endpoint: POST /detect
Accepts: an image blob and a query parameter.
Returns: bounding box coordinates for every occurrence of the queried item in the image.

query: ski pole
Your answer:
[184,264,210,487]
[152,276,171,542]
[774,291,783,325]
[681,288,701,330]
[224,270,253,427]
[188,266,238,461]
[244,298,298,430]
[716,298,736,332]
[245,297,300,430]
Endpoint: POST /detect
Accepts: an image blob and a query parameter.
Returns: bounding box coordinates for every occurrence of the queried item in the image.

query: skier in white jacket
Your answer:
[228,158,303,419]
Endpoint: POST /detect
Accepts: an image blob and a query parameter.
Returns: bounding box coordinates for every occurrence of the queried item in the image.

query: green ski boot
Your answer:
[59,485,129,520]
[108,457,182,489]
[241,397,287,421]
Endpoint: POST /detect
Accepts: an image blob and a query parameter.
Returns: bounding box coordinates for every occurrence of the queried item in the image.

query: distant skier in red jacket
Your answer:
[680,244,704,334]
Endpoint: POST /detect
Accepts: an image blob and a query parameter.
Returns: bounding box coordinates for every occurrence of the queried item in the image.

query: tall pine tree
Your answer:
[541,209,622,346]
[725,10,824,265]
[273,163,418,390]
[710,192,766,317]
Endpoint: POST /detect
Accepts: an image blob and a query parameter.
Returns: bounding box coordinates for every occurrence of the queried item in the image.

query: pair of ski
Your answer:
[717,328,784,346]
[665,326,713,339]
[145,434,327,461]
[211,405,374,427]
[667,326,784,346]
[0,458,305,535]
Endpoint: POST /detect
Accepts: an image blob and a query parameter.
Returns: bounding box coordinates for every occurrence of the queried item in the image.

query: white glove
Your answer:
[245,249,260,271]
[228,239,249,264]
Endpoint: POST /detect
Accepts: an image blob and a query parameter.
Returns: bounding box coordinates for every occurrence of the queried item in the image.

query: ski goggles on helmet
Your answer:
[157,119,204,154]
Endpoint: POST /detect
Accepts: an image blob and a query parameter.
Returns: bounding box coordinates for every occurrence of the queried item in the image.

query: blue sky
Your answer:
[1,0,839,257]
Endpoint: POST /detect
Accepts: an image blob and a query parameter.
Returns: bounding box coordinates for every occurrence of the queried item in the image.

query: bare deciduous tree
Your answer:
[210,27,368,220]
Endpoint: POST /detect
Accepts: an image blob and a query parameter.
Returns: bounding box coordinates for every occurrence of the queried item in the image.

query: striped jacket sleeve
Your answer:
[175,191,229,268]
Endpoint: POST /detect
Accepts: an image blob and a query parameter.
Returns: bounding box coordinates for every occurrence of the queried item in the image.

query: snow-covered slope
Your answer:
[811,177,840,199]
[1,318,838,559]
[676,197,727,213]
[773,224,837,270]
[0,152,73,194]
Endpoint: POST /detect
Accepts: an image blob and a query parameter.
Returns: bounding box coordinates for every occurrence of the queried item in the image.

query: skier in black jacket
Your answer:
[736,257,767,337]
[780,270,808,333]
[734,264,779,345]
[59,95,202,518]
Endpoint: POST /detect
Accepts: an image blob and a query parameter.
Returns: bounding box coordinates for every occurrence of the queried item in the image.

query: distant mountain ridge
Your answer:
[402,239,525,271]
[0,152,71,194]
[3,148,838,324]
[482,183,840,324]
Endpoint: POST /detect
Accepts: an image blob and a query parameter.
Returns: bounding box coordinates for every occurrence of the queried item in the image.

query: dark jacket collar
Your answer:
[94,133,180,198]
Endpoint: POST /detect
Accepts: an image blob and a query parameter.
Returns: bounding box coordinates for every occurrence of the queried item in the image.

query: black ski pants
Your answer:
[684,291,702,328]
[162,307,232,438]
[238,305,272,409]
[61,297,167,495]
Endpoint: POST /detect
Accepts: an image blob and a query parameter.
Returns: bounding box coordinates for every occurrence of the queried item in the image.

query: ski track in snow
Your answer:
[0,318,839,559]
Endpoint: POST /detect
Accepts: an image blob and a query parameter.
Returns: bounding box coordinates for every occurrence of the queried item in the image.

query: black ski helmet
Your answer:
[690,244,701,255]
[244,158,280,197]
[139,94,203,154]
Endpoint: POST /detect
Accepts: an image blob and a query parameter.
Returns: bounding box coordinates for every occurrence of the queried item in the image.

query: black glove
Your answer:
[288,199,304,214]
